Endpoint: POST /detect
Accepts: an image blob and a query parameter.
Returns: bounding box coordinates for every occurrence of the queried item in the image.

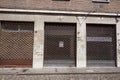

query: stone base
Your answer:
[0,74,120,80]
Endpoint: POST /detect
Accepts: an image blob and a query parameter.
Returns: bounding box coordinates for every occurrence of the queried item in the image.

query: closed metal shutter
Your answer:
[87,24,116,67]
[0,21,34,68]
[44,23,76,67]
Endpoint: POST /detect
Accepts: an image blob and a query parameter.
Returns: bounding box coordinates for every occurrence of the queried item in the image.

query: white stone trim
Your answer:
[0,13,119,69]
[0,8,120,17]
[117,18,120,67]
[33,16,44,68]
[76,17,86,67]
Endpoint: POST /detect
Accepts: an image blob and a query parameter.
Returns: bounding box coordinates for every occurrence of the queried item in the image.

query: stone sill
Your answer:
[0,67,120,75]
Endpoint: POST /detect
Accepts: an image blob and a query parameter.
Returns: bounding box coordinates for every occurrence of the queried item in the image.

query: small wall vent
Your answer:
[92,0,110,3]
[52,0,70,1]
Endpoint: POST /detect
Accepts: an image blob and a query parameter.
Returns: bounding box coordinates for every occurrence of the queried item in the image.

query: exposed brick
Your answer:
[0,0,119,13]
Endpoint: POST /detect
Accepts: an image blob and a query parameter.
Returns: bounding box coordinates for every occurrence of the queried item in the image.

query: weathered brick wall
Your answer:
[0,0,120,13]
[0,74,120,80]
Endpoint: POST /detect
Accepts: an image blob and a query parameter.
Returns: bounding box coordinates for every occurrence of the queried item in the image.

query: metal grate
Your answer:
[87,24,116,67]
[0,21,34,68]
[44,23,76,67]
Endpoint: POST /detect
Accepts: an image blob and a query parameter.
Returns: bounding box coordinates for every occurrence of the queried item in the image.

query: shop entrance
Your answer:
[44,23,76,67]
[87,24,116,67]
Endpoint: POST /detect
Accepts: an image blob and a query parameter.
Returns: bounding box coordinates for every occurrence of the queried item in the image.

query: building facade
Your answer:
[0,0,120,80]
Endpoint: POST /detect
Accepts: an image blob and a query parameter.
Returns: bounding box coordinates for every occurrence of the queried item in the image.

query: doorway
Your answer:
[44,23,76,67]
[87,24,116,67]
[0,21,34,68]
